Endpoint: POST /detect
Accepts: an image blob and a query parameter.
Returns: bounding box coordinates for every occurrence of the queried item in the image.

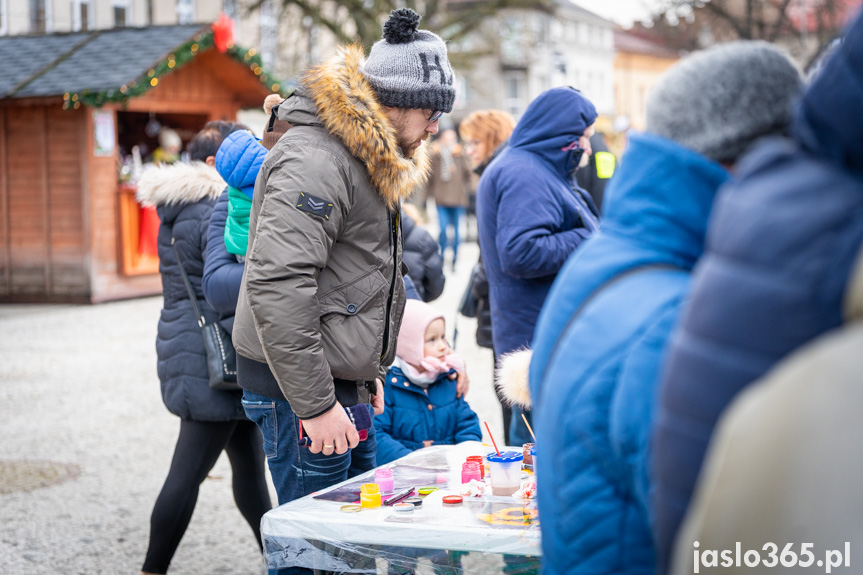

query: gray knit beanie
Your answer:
[646,41,803,163]
[363,9,456,113]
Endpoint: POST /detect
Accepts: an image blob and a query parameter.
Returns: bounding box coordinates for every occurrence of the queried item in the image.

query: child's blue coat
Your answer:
[374,366,482,465]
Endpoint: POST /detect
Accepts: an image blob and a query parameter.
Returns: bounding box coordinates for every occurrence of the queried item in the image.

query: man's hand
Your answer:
[301,403,359,455]
[449,369,470,398]
[371,378,384,415]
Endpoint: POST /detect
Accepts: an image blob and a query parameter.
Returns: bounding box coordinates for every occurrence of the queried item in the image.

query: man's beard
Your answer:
[391,111,423,158]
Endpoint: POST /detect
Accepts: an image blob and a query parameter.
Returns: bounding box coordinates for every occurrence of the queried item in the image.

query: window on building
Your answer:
[502,71,527,119]
[177,0,194,25]
[454,76,469,109]
[114,2,129,27]
[0,0,7,36]
[259,0,279,70]
[71,0,93,31]
[30,0,47,32]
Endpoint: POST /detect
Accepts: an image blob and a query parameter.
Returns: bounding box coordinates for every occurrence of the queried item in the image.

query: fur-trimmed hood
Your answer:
[294,43,430,209]
[136,161,225,208]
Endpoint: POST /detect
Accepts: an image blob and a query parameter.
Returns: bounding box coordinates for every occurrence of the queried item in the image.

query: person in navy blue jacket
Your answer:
[521,43,802,575]
[476,86,599,447]
[375,299,481,465]
[652,12,863,572]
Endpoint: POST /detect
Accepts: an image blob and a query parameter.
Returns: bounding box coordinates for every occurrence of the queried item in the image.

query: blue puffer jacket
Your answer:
[652,12,863,572]
[374,366,482,465]
[203,132,268,331]
[529,133,729,575]
[216,130,266,199]
[476,87,599,355]
[137,162,245,421]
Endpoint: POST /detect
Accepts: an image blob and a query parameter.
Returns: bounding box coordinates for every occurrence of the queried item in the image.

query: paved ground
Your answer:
[0,232,505,574]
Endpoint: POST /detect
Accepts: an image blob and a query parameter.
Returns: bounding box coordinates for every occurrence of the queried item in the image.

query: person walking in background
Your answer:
[375,299,481,465]
[476,87,599,447]
[653,11,863,572]
[401,203,446,302]
[231,12,464,573]
[575,131,616,214]
[457,109,516,440]
[426,128,472,271]
[137,121,272,575]
[522,43,802,575]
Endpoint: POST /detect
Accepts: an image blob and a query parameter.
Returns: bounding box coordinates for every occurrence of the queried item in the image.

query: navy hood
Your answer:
[794,8,863,175]
[508,87,598,182]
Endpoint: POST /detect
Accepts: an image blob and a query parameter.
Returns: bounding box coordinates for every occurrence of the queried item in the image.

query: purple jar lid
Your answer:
[486,450,523,463]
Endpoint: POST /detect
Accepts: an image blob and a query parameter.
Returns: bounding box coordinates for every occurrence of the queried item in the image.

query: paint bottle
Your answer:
[466,455,485,479]
[461,461,482,484]
[375,467,394,494]
[522,443,535,466]
[360,483,381,509]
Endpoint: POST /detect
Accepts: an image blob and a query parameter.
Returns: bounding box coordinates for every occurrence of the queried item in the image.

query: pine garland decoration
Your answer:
[63,29,286,110]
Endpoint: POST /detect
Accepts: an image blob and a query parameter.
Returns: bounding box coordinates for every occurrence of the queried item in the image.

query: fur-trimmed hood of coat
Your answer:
[297,43,430,209]
[136,161,225,208]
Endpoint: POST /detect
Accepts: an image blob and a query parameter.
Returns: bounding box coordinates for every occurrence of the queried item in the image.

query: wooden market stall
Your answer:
[0,23,281,302]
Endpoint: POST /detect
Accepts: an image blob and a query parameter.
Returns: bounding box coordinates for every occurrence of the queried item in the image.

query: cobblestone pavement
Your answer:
[0,238,504,575]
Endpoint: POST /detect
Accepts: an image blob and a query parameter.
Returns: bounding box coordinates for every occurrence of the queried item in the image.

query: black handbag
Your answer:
[172,239,239,391]
[458,263,481,318]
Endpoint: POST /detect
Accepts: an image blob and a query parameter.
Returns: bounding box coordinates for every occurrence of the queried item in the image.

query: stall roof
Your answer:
[0,24,211,99]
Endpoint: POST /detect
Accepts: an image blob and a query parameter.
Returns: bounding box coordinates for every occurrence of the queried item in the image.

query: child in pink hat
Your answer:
[374,299,481,465]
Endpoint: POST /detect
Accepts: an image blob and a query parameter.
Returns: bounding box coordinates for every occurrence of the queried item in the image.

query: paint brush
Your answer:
[484,421,501,456]
[522,413,536,442]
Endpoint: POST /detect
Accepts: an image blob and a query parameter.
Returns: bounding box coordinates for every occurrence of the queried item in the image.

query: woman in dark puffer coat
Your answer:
[138,122,271,575]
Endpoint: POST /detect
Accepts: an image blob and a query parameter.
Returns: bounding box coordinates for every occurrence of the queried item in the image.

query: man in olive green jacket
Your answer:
[232,8,457,513]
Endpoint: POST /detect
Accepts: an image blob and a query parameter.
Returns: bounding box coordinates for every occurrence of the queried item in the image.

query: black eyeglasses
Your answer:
[428,110,443,123]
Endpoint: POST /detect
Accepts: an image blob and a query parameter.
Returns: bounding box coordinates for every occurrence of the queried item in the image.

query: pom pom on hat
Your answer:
[383,9,420,44]
[263,93,283,116]
[262,93,292,150]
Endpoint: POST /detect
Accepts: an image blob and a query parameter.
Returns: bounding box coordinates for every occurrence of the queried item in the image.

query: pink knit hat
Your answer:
[396,300,445,368]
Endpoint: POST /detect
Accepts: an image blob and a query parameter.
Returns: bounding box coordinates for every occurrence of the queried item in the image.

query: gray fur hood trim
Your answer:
[136,162,225,207]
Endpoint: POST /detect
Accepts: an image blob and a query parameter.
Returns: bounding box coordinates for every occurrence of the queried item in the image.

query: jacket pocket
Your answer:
[319,270,389,380]
[319,269,389,320]
[240,399,278,459]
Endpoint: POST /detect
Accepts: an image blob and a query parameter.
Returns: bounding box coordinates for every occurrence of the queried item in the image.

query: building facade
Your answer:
[450,0,616,123]
[614,29,680,132]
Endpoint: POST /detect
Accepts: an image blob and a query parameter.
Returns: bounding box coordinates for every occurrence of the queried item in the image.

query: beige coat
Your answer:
[233,45,430,419]
[671,247,863,574]
[426,143,472,207]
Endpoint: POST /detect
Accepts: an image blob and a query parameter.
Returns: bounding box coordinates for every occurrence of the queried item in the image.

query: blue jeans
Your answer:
[242,390,377,573]
[509,406,534,448]
[437,206,465,263]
